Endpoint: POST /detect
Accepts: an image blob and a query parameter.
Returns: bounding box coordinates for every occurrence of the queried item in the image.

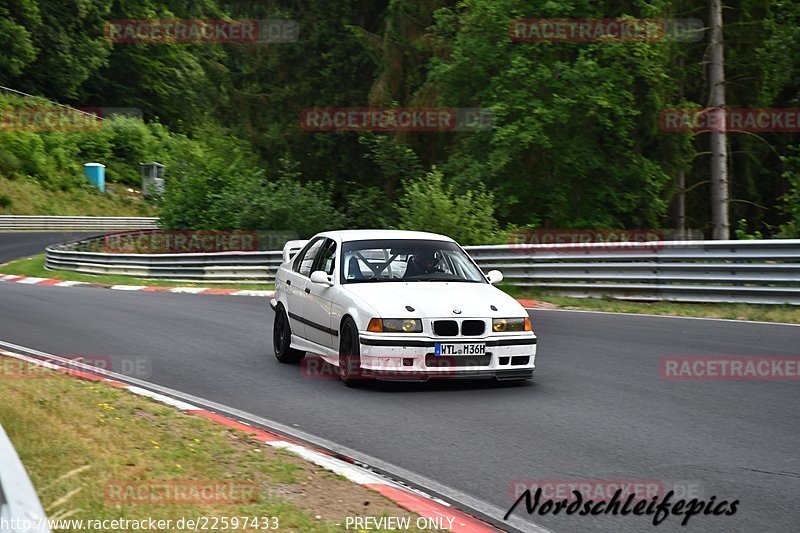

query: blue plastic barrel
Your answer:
[84,163,106,192]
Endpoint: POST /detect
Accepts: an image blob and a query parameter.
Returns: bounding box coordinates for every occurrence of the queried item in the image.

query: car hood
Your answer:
[342,282,525,318]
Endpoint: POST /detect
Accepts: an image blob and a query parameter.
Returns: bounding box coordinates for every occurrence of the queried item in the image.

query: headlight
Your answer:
[367,318,422,333]
[492,317,531,332]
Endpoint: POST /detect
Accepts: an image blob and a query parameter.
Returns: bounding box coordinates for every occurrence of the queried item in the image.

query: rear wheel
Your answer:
[273,305,304,364]
[338,317,362,386]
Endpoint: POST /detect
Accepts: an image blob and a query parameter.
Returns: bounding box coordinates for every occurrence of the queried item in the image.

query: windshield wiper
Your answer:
[349,277,404,283]
[406,277,477,282]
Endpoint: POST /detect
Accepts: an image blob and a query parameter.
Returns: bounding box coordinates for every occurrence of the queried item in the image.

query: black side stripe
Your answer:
[288,312,339,337]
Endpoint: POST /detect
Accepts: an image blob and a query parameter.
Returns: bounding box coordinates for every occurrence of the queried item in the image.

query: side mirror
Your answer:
[486,270,503,285]
[310,270,333,287]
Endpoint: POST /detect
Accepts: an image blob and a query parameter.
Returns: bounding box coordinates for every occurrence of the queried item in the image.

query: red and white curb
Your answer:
[0,348,503,532]
[0,273,549,309]
[0,274,274,297]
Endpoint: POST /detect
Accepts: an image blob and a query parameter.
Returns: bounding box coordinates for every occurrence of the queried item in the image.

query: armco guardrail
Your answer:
[0,422,50,533]
[0,216,158,231]
[466,239,800,305]
[46,233,282,283]
[43,234,800,304]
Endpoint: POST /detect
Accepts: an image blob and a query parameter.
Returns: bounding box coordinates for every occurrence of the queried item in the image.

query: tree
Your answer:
[708,0,730,239]
[393,168,501,245]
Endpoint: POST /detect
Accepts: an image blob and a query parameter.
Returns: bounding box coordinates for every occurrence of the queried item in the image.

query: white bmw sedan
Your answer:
[270,230,537,385]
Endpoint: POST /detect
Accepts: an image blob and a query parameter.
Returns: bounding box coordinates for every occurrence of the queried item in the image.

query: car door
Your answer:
[302,238,338,349]
[286,237,324,339]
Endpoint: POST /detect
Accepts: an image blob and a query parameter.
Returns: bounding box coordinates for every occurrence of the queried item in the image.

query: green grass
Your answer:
[0,356,426,532]
[2,254,274,290]
[0,176,155,216]
[500,285,800,324]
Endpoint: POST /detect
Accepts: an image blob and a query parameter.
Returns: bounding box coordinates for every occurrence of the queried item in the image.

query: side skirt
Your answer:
[290,334,339,363]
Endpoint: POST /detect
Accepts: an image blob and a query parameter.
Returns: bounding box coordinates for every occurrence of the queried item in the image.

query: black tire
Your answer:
[273,304,304,364]
[338,317,362,386]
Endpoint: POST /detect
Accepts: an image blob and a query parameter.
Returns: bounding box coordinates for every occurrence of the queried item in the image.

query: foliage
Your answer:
[344,184,395,229]
[0,0,798,238]
[157,148,346,237]
[425,0,683,229]
[777,146,800,238]
[393,168,502,245]
[734,219,765,240]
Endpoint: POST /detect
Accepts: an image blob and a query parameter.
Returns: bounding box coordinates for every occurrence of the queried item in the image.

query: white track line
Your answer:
[168,287,207,294]
[0,339,548,533]
[231,290,274,297]
[125,385,201,411]
[269,441,386,485]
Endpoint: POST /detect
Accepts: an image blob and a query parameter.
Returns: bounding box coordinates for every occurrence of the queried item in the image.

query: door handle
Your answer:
[286,279,291,286]
[304,288,311,294]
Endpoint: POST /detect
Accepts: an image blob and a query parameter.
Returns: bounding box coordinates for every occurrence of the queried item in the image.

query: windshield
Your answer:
[340,239,486,284]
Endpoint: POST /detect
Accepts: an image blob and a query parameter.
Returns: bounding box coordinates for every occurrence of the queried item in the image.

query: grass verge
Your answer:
[0,176,155,217]
[0,356,428,532]
[500,285,800,324]
[1,254,274,290]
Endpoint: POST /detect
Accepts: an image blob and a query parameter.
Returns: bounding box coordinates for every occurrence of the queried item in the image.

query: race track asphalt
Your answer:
[1,279,797,533]
[0,231,103,264]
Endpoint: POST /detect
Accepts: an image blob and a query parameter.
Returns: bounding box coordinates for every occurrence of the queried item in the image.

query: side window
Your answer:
[313,239,337,275]
[293,238,324,277]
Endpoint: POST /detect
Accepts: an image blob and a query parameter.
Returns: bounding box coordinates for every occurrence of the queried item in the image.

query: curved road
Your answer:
[0,231,102,264]
[1,233,798,532]
[1,279,798,532]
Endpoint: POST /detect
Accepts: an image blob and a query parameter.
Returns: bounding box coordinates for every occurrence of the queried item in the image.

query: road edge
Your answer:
[0,343,551,533]
[0,273,274,297]
[0,274,548,309]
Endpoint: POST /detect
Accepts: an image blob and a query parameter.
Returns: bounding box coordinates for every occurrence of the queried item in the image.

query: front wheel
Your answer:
[273,305,304,364]
[338,317,362,386]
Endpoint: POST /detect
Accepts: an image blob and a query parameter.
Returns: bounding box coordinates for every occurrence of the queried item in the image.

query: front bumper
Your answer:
[360,368,534,382]
[357,333,536,381]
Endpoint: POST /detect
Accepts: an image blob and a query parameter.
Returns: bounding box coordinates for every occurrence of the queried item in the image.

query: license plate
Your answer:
[435,343,486,356]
